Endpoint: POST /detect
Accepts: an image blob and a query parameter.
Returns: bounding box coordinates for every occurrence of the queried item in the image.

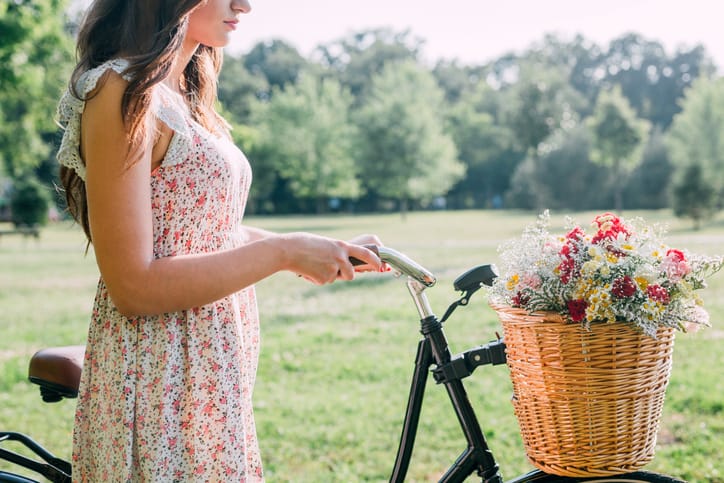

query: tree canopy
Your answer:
[354,61,463,213]
[2,3,721,223]
[0,0,73,178]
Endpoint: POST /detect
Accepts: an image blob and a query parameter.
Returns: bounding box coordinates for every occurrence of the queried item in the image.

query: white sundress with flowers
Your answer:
[56,58,263,482]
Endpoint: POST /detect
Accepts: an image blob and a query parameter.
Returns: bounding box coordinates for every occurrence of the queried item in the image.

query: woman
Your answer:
[56,0,382,480]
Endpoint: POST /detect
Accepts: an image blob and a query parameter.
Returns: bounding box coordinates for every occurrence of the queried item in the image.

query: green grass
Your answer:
[1,210,723,482]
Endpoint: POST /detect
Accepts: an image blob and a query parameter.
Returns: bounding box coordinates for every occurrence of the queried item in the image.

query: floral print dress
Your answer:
[57,59,263,482]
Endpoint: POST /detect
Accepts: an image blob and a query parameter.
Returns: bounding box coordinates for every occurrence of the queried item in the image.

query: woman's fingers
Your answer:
[346,244,382,273]
[347,234,383,246]
[290,234,385,284]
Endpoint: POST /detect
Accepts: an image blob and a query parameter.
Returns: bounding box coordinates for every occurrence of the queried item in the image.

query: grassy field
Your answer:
[1,210,723,482]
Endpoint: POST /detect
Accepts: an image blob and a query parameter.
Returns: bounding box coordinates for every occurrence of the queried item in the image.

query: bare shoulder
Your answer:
[83,69,128,121]
[80,69,131,167]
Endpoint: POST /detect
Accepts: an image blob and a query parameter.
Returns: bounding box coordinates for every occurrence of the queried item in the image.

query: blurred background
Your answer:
[2,0,723,225]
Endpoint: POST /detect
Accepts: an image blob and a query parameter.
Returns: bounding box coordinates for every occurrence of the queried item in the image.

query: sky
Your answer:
[226,0,724,69]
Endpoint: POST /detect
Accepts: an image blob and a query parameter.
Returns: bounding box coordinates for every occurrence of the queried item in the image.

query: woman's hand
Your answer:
[346,234,389,273]
[277,233,382,285]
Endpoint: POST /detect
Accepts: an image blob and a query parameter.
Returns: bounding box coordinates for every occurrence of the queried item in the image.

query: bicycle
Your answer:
[1,246,685,482]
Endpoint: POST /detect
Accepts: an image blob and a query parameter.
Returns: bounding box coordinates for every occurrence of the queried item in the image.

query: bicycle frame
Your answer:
[0,432,71,483]
[389,274,506,483]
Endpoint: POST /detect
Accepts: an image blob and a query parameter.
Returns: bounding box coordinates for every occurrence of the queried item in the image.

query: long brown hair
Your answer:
[60,0,226,242]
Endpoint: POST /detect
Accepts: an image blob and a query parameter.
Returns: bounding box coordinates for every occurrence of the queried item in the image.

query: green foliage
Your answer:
[354,60,464,209]
[667,77,724,204]
[9,176,50,227]
[217,30,718,213]
[502,62,584,157]
[672,163,717,229]
[316,28,422,102]
[506,126,609,210]
[445,84,522,208]
[589,85,649,168]
[242,39,308,91]
[218,57,269,124]
[623,128,673,209]
[251,74,361,211]
[0,0,74,178]
[601,34,716,129]
[588,84,650,211]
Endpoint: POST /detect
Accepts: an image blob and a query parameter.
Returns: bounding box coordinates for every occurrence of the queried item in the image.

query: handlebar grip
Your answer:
[349,244,379,266]
[350,245,436,287]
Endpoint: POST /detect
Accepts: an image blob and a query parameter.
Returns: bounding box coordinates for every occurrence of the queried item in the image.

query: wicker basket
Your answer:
[491,304,675,477]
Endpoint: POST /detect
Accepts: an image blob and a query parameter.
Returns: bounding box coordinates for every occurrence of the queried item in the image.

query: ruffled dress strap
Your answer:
[56,59,133,181]
[151,84,193,167]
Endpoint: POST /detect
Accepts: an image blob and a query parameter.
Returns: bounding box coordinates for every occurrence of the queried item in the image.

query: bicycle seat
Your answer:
[28,346,85,403]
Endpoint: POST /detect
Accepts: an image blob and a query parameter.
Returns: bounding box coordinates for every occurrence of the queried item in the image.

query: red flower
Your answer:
[612,276,637,298]
[565,226,585,245]
[512,291,530,307]
[647,284,670,304]
[558,257,576,284]
[557,227,586,284]
[591,212,630,244]
[666,249,686,263]
[560,244,571,257]
[662,248,691,281]
[567,299,588,322]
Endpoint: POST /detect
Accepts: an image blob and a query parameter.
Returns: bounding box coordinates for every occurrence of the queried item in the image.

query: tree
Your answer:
[218,56,269,125]
[432,59,487,104]
[354,60,464,215]
[444,83,522,208]
[315,28,422,103]
[600,34,714,129]
[623,127,672,209]
[667,77,724,207]
[672,163,717,229]
[251,74,361,213]
[9,176,50,226]
[0,0,74,178]
[505,126,609,210]
[242,39,308,92]
[588,84,649,212]
[223,119,277,214]
[502,33,714,129]
[531,33,604,113]
[502,63,584,160]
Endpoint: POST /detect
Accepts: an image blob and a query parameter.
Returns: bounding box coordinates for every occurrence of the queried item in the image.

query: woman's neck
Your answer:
[167,40,200,94]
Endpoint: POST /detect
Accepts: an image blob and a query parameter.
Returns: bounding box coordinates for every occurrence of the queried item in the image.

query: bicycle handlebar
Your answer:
[353,245,436,288]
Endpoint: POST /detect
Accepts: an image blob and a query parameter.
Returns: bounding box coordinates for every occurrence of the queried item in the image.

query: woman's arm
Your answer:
[242,228,383,271]
[81,72,380,318]
[242,225,276,242]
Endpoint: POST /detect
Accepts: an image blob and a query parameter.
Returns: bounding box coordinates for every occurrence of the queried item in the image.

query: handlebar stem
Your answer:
[406,279,434,320]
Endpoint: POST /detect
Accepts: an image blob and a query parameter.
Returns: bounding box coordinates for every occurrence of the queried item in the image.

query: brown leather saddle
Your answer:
[27,346,85,403]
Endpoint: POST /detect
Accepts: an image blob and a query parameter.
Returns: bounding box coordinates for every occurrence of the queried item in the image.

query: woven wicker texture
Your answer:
[492,304,675,477]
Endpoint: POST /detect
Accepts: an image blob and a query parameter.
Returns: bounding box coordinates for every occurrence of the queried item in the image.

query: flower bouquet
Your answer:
[487,211,722,477]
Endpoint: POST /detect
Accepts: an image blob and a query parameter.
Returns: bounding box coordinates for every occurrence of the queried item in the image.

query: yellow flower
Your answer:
[588,246,600,258]
[581,260,600,276]
[506,274,519,291]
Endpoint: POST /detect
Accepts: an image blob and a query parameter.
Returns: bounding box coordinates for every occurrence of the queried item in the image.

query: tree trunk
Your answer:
[399,198,408,221]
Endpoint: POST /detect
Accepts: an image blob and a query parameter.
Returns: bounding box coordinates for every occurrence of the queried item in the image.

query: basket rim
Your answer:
[490,302,569,324]
[490,302,679,334]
